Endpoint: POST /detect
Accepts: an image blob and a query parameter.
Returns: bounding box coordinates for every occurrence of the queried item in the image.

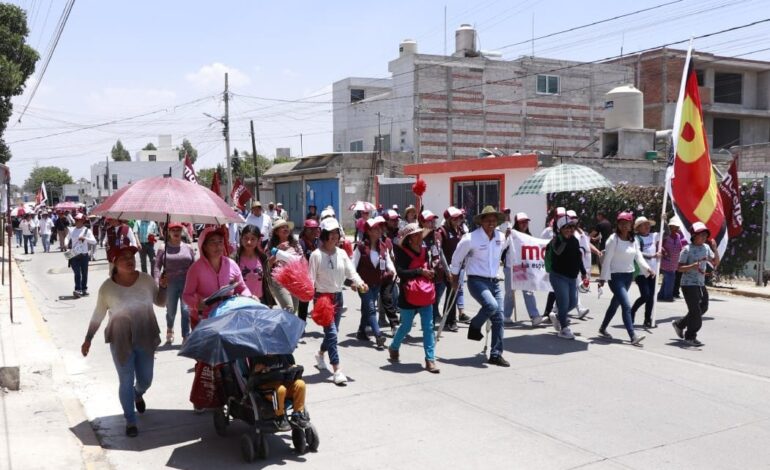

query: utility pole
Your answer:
[105,155,110,197]
[224,73,233,201]
[300,133,304,157]
[250,120,260,200]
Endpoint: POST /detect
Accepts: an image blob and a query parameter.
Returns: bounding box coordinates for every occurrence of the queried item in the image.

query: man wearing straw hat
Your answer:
[450,206,511,367]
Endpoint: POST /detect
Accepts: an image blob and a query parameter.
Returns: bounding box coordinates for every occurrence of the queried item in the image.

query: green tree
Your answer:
[23,165,73,200]
[239,150,272,179]
[231,148,242,178]
[197,167,216,188]
[111,139,131,161]
[0,4,40,164]
[142,142,157,151]
[176,138,198,163]
[274,155,296,164]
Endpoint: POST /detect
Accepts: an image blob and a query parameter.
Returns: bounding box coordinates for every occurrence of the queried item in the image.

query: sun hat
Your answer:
[197,226,228,254]
[445,206,463,219]
[365,216,386,230]
[271,219,295,234]
[404,205,417,217]
[617,211,634,222]
[398,223,430,246]
[634,216,656,229]
[668,216,683,227]
[320,218,340,232]
[303,219,319,229]
[556,215,577,230]
[251,201,262,208]
[473,206,505,225]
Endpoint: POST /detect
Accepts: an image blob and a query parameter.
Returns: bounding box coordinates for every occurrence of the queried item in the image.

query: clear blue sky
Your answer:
[6,0,770,184]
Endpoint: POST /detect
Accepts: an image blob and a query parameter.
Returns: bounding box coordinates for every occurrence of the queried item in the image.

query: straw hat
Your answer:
[473,206,505,225]
[271,219,295,234]
[398,223,430,247]
[634,216,656,229]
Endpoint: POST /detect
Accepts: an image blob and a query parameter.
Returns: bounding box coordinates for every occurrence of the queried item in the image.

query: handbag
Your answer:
[401,246,436,307]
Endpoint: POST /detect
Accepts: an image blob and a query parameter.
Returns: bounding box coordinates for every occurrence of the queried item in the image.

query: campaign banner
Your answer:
[509,230,553,292]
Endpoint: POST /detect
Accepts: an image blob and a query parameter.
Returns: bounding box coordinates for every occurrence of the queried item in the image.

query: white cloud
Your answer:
[185,62,251,90]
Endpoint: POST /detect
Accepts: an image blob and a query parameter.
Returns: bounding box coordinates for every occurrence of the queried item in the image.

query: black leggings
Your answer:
[677,286,709,340]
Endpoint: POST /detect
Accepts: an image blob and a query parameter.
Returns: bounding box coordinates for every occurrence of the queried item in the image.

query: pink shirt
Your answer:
[238,255,264,298]
[182,255,251,319]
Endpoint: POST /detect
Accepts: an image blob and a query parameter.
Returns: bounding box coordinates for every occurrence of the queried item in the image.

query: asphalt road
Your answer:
[14,245,770,470]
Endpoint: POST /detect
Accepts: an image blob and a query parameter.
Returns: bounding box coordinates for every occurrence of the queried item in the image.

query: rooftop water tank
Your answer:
[604,85,644,130]
[455,24,477,57]
[399,39,417,57]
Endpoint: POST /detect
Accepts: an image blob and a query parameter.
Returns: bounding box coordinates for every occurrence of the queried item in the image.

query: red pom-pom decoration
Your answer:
[311,294,336,327]
[341,239,354,258]
[272,257,315,302]
[412,178,427,197]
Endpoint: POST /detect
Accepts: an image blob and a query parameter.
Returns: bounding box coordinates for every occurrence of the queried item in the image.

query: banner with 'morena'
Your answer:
[509,230,553,292]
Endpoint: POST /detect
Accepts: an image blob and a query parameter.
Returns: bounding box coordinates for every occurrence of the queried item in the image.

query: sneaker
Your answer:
[685,338,704,347]
[356,331,370,342]
[558,327,575,340]
[549,313,561,332]
[445,323,459,332]
[458,313,471,324]
[274,415,291,432]
[531,315,544,327]
[314,351,328,371]
[81,291,89,296]
[72,290,81,298]
[643,320,652,329]
[135,396,146,414]
[578,307,590,319]
[333,370,348,386]
[630,333,646,345]
[375,335,387,349]
[598,328,612,339]
[672,321,684,339]
[125,425,138,437]
[291,410,310,428]
[487,355,510,367]
[504,317,515,325]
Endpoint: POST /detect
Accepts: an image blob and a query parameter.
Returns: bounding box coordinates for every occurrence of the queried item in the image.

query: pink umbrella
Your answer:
[91,176,243,225]
[54,201,79,211]
[348,201,376,212]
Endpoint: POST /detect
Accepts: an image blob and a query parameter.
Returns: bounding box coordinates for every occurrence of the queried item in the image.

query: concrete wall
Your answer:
[89,161,185,200]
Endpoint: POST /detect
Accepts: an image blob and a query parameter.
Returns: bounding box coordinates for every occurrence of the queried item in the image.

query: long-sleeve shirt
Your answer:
[65,226,97,255]
[182,256,251,318]
[661,233,683,272]
[244,213,273,238]
[393,244,431,309]
[154,243,195,283]
[600,233,651,281]
[450,227,510,278]
[86,272,165,364]
[549,235,587,279]
[352,244,396,273]
[308,247,363,293]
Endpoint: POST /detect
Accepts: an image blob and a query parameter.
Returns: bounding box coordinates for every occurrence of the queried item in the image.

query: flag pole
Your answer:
[651,40,693,328]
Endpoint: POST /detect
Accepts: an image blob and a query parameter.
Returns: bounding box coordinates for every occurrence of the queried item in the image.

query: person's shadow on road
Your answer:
[503,333,589,356]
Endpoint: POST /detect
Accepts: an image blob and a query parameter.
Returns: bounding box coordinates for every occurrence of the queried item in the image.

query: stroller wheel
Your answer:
[292,427,307,454]
[256,432,269,460]
[305,424,320,452]
[213,408,228,437]
[240,434,256,463]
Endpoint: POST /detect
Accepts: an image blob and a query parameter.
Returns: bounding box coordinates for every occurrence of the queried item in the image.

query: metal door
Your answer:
[378,182,415,211]
[274,181,304,229]
[453,178,501,230]
[306,178,339,219]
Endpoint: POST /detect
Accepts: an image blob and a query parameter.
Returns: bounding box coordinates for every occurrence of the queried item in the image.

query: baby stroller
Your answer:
[214,355,319,461]
[178,297,318,462]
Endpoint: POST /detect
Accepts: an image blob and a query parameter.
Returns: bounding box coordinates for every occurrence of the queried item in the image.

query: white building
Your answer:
[62,180,92,204]
[89,160,184,201]
[135,135,178,162]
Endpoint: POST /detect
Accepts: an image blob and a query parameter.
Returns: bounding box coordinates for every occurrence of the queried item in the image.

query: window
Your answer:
[695,70,705,86]
[714,72,742,104]
[350,89,365,103]
[148,154,156,161]
[349,140,363,152]
[537,75,559,95]
[712,118,740,149]
[103,174,108,189]
[112,174,118,190]
[373,134,391,152]
[452,177,502,230]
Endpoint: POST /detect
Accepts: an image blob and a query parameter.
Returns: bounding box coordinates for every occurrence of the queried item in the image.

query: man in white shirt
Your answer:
[276,202,289,221]
[450,206,511,367]
[265,202,279,222]
[65,213,97,298]
[244,201,272,237]
[20,214,35,254]
[38,212,55,253]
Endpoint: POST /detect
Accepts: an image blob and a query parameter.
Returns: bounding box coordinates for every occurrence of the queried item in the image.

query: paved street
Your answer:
[5,244,770,469]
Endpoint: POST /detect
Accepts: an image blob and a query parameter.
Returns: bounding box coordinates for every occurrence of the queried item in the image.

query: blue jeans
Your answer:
[166,276,190,338]
[601,272,635,339]
[70,254,90,292]
[42,233,51,252]
[466,276,505,358]
[549,272,577,328]
[14,229,22,246]
[503,267,514,319]
[110,343,154,425]
[23,234,34,254]
[358,285,382,337]
[390,305,435,361]
[658,270,676,301]
[456,270,465,309]
[319,292,343,366]
[522,290,540,318]
[631,275,656,323]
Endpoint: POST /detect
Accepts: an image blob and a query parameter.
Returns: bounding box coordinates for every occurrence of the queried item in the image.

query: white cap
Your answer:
[691,221,709,234]
[515,212,530,222]
[320,208,335,219]
[556,215,576,230]
[420,209,438,221]
[556,207,567,217]
[566,210,578,219]
[385,209,400,220]
[320,218,340,232]
[446,206,463,218]
[366,216,386,229]
[392,204,399,210]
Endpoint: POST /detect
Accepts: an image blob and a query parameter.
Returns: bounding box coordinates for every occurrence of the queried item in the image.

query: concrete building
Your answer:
[89,160,184,202]
[135,135,178,162]
[62,179,92,205]
[333,24,632,162]
[275,148,292,159]
[609,48,770,152]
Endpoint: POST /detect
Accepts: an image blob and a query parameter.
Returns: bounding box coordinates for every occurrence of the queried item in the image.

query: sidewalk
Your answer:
[0,248,109,470]
[711,280,770,300]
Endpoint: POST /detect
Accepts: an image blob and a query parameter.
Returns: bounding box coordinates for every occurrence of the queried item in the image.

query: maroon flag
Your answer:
[183,153,197,184]
[718,156,743,237]
[230,178,252,210]
[210,171,222,198]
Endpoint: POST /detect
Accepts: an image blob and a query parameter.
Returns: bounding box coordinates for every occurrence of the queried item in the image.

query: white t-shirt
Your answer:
[636,232,660,273]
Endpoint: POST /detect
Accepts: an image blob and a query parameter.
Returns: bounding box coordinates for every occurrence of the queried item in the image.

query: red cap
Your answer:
[115,245,139,257]
[303,219,319,229]
[168,222,184,230]
[617,211,634,222]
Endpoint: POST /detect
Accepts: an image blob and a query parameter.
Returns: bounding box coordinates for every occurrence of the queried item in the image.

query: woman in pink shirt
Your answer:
[235,225,264,300]
[182,226,251,329]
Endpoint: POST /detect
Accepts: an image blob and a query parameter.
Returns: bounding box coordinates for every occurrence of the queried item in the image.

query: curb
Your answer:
[710,286,770,300]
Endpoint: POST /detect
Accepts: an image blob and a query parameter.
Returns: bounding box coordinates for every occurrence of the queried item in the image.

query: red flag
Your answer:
[230,178,252,210]
[183,153,197,184]
[670,63,727,253]
[210,171,222,198]
[35,182,48,208]
[718,156,743,237]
